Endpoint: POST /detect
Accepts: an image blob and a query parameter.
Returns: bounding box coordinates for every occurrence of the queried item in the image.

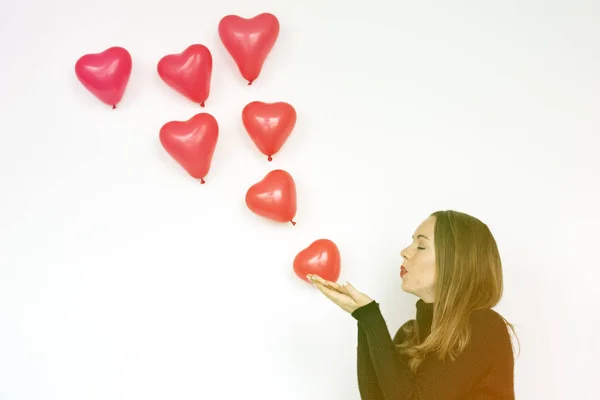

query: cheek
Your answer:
[424,268,436,285]
[412,273,424,286]
[414,267,435,286]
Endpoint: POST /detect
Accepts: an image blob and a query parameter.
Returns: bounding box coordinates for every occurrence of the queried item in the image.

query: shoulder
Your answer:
[469,308,514,355]
[470,308,509,331]
[393,319,415,344]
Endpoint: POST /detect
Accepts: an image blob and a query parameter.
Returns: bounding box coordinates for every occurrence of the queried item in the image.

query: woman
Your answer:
[307,210,519,399]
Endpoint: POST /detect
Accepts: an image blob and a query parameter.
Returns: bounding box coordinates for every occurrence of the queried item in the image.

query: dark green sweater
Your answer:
[351,299,514,399]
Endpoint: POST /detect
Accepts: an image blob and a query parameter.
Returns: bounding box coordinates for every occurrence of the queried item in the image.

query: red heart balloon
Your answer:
[242,101,297,161]
[246,169,297,225]
[218,13,280,85]
[75,47,132,108]
[294,239,341,284]
[159,113,219,183]
[157,44,213,107]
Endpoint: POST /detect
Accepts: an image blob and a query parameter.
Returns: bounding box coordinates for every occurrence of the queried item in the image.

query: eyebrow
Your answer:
[412,234,430,240]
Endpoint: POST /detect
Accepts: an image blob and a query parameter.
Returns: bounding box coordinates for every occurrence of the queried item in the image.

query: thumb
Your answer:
[342,281,360,299]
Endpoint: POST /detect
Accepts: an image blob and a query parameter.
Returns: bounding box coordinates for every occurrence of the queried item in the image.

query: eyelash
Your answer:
[417,247,425,250]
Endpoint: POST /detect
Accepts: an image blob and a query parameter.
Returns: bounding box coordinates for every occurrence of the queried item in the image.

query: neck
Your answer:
[419,294,434,303]
[416,299,434,341]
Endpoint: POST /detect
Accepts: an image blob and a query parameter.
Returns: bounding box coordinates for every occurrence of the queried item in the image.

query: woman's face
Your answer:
[400,216,437,303]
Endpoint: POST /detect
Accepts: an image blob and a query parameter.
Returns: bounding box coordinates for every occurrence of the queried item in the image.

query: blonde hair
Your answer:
[396,210,520,373]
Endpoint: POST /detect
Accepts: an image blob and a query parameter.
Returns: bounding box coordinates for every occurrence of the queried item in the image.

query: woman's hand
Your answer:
[307,274,374,314]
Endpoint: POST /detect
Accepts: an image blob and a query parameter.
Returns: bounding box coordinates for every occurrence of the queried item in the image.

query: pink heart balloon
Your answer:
[159,113,219,183]
[294,239,341,284]
[218,13,280,85]
[75,47,132,108]
[157,44,213,106]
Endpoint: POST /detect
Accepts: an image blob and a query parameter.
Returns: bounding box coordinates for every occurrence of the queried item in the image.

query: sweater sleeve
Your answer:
[356,322,385,399]
[352,300,512,400]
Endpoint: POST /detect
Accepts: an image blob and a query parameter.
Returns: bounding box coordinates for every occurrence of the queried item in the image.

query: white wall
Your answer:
[1,0,599,399]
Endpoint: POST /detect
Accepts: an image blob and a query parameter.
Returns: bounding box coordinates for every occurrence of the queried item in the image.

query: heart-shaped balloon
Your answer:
[218,13,280,85]
[246,169,297,225]
[157,44,213,107]
[75,46,132,108]
[242,101,297,161]
[294,239,341,284]
[159,113,219,183]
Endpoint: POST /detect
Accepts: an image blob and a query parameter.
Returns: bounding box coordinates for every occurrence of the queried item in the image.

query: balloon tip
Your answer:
[268,155,273,161]
[200,178,206,184]
[200,102,205,107]
[290,220,296,226]
[247,81,253,86]
[112,104,116,109]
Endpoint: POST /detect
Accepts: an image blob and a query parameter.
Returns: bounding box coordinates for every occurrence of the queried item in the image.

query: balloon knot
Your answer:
[200,102,205,107]
[290,220,296,226]
[200,178,206,184]
[112,104,116,109]
[268,155,273,161]
[248,81,253,86]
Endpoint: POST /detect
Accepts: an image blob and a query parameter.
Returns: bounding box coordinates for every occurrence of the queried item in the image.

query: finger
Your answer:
[312,279,334,295]
[324,280,347,293]
[313,280,349,303]
[314,281,358,313]
[342,281,366,302]
[322,280,349,295]
[312,280,335,300]
[307,274,326,284]
[308,274,343,291]
[341,281,356,295]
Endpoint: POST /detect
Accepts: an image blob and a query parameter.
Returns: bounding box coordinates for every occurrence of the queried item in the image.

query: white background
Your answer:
[1,0,599,399]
